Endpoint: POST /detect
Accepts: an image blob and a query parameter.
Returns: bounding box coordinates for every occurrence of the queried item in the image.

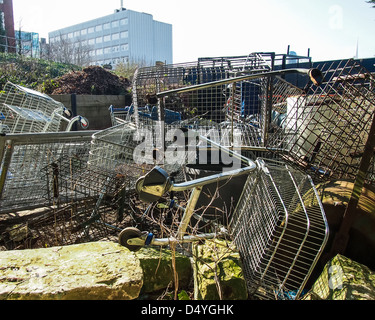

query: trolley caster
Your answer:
[118,227,152,252]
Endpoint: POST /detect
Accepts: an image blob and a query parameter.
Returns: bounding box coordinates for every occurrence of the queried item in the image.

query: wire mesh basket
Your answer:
[0,82,85,133]
[132,54,307,151]
[229,158,329,300]
[88,121,201,188]
[268,59,375,183]
[115,135,328,300]
[0,196,126,250]
[0,131,93,213]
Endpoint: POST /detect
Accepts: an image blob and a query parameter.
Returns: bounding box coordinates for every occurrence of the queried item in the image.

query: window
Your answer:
[88,27,95,34]
[74,31,80,37]
[120,18,128,26]
[112,45,120,52]
[103,23,110,30]
[88,38,95,45]
[121,44,129,51]
[96,36,102,44]
[81,28,87,35]
[120,31,128,38]
[104,35,111,42]
[95,25,102,32]
[111,20,119,28]
[112,33,119,40]
[104,47,111,54]
[96,48,103,55]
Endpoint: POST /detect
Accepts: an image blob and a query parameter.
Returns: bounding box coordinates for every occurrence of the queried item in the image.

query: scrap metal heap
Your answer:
[1,53,374,300]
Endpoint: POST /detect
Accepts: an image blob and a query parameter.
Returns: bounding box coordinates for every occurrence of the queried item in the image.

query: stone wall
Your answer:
[50,94,131,130]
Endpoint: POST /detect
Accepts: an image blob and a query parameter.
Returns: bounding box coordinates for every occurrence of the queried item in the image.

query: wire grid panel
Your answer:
[132,60,304,150]
[229,159,328,300]
[88,121,200,188]
[0,82,69,133]
[0,132,93,213]
[132,54,273,125]
[268,59,375,183]
[0,198,123,250]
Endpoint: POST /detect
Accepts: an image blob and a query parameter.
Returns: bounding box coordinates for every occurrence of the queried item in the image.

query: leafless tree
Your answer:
[49,32,92,66]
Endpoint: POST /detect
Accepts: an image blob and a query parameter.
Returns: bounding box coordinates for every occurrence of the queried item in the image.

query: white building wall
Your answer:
[48,8,172,67]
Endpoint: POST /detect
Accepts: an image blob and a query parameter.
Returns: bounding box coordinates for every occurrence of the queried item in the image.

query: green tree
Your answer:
[367,0,375,7]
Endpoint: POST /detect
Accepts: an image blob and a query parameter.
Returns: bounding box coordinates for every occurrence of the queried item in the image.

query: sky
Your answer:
[11,0,375,64]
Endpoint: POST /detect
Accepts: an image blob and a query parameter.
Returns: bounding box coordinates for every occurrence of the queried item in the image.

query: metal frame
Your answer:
[0,131,95,213]
[118,133,329,300]
[132,65,319,154]
[268,59,375,184]
[0,82,89,133]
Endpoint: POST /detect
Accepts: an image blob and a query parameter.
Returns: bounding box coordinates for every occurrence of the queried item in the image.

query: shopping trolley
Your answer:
[268,59,375,183]
[117,132,328,300]
[132,57,321,154]
[0,130,94,213]
[0,82,89,133]
[0,195,127,250]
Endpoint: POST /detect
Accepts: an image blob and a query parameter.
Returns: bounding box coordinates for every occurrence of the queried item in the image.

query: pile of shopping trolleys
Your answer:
[2,54,375,300]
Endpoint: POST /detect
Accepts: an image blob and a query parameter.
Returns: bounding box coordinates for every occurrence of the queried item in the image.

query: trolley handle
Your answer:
[136,132,257,201]
[156,68,323,98]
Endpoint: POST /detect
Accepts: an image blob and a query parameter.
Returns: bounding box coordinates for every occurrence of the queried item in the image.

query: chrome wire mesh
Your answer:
[0,82,70,133]
[132,55,305,150]
[268,59,375,183]
[229,159,328,300]
[0,197,125,250]
[0,131,93,213]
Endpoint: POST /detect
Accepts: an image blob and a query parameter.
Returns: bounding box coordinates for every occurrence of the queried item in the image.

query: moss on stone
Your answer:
[135,247,192,294]
[193,239,247,300]
[303,254,375,300]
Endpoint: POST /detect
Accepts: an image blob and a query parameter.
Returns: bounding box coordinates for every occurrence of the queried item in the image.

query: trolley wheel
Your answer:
[118,227,143,252]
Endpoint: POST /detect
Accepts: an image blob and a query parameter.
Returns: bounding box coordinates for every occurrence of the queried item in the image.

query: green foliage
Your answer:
[0,52,80,91]
[113,61,139,82]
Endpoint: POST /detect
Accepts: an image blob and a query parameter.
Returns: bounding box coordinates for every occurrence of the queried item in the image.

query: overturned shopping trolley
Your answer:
[0,82,89,133]
[118,133,329,300]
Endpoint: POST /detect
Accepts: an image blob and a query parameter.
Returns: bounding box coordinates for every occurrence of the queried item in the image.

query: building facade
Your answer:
[48,8,172,67]
[15,31,41,57]
[0,0,15,52]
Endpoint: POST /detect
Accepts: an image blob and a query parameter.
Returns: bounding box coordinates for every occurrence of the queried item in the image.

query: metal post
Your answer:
[177,186,203,240]
[71,93,77,131]
[0,141,13,199]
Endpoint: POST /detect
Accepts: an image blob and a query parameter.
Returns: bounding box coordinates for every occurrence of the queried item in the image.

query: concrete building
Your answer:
[0,0,16,52]
[48,7,173,67]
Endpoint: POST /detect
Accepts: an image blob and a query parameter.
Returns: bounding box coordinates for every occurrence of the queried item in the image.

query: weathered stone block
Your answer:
[0,242,143,300]
[135,247,192,294]
[303,254,375,300]
[193,239,247,300]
